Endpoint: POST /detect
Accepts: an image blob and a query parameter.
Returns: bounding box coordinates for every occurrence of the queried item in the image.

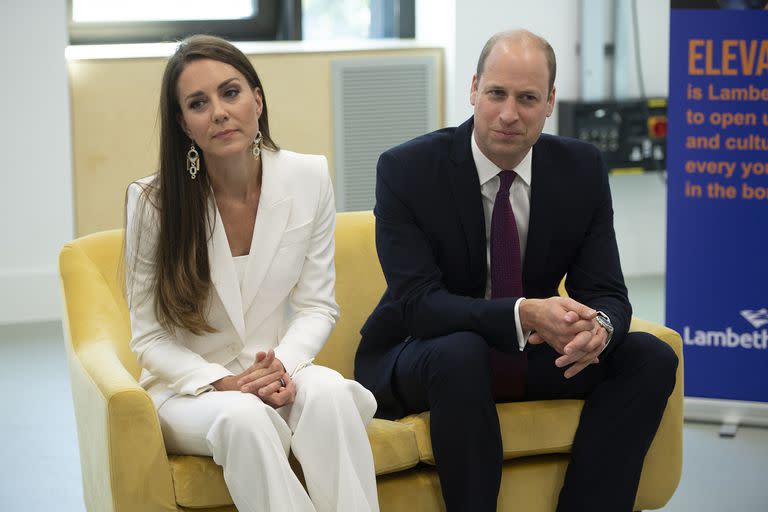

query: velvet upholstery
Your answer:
[60,211,682,511]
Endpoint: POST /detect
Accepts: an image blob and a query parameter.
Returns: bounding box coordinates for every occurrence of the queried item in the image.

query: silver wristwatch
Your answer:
[595,310,614,345]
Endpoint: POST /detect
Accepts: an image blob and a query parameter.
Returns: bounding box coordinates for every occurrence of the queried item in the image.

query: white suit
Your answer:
[125,149,379,512]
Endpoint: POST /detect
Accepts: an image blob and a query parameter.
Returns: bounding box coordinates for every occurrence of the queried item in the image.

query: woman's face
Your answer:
[176,58,263,161]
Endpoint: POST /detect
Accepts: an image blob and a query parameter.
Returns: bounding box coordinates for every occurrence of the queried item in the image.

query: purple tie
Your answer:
[489,170,527,402]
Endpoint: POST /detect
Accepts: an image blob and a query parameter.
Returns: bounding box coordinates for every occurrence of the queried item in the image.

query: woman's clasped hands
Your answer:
[213,350,296,408]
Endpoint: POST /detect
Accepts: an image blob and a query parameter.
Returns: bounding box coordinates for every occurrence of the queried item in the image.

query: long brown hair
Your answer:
[132,35,278,335]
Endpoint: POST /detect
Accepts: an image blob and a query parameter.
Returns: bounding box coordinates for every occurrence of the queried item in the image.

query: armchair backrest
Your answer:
[59,212,386,381]
[59,228,141,379]
[317,211,386,378]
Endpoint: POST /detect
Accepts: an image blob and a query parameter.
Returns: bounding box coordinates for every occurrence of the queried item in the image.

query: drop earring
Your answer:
[187,142,200,179]
[251,131,263,159]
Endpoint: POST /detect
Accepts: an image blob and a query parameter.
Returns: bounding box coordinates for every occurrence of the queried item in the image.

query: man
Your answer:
[355,29,678,511]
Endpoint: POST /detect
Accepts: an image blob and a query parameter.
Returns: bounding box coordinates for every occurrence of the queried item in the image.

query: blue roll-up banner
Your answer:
[666,2,768,403]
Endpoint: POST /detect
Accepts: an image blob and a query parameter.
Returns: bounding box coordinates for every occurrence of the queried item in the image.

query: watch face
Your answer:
[596,312,613,332]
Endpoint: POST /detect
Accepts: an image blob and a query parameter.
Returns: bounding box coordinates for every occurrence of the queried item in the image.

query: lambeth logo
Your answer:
[683,307,768,350]
[740,309,768,329]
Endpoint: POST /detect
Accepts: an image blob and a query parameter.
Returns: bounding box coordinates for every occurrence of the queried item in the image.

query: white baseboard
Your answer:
[0,267,61,325]
[685,397,768,428]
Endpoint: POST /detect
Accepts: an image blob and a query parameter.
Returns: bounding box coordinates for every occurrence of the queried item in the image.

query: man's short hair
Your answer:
[476,29,557,94]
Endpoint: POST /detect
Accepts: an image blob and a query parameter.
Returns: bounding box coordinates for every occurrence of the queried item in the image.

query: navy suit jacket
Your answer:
[355,118,631,420]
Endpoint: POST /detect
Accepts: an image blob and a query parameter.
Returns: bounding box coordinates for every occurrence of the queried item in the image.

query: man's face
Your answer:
[470,39,555,170]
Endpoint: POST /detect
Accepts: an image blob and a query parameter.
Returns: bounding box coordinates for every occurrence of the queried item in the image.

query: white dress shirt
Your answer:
[471,131,532,351]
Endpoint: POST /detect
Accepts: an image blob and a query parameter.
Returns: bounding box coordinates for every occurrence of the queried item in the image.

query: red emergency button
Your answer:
[648,116,668,139]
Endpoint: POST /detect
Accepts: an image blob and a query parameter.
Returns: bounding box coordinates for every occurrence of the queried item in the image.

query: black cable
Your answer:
[631,0,646,100]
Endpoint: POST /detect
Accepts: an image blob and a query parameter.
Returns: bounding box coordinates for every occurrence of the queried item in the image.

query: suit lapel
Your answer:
[241,149,291,316]
[523,137,554,288]
[447,119,487,287]
[207,150,291,341]
[208,199,246,341]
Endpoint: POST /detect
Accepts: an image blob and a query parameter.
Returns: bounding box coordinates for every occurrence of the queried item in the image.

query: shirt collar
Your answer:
[471,129,533,187]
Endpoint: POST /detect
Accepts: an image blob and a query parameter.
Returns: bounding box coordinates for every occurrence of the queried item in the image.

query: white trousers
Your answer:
[157,365,380,512]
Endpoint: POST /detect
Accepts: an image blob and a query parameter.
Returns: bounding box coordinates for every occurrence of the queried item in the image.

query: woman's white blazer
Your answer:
[125,149,339,408]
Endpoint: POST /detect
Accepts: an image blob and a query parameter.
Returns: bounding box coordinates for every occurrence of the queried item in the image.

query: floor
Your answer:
[0,321,85,511]
[0,275,766,511]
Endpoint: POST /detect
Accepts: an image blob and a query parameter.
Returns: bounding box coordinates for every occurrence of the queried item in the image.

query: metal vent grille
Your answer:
[333,56,438,211]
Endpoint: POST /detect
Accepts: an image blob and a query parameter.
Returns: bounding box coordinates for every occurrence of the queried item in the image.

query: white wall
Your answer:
[416,0,457,124]
[0,1,74,325]
[418,0,670,277]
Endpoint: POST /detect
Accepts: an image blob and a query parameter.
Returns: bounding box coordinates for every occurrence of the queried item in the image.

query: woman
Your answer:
[125,35,379,512]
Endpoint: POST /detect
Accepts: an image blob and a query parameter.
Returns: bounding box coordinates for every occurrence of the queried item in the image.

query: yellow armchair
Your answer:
[60,211,682,511]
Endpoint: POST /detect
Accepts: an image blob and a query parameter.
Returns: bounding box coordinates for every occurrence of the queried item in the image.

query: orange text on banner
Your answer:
[688,39,768,76]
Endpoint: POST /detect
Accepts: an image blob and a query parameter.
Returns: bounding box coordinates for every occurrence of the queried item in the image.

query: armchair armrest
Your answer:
[629,317,684,509]
[68,339,177,512]
[61,240,177,512]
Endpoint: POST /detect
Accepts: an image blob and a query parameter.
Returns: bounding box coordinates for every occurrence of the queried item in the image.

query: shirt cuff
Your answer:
[174,363,233,396]
[514,297,532,351]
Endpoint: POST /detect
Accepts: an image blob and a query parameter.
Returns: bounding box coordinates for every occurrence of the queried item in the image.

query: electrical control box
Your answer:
[557,98,667,174]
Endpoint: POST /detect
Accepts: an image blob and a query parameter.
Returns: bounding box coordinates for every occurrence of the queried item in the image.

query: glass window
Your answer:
[302,0,371,40]
[71,0,255,23]
[302,0,414,40]
[67,0,413,44]
[68,0,300,44]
